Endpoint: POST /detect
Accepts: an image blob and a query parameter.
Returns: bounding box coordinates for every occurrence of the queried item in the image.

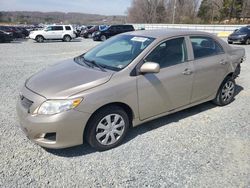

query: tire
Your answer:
[245,38,250,45]
[85,106,130,151]
[100,35,107,41]
[228,41,233,44]
[212,77,236,106]
[35,35,44,43]
[63,35,71,42]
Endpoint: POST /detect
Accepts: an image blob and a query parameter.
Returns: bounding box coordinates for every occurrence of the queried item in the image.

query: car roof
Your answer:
[124,29,215,39]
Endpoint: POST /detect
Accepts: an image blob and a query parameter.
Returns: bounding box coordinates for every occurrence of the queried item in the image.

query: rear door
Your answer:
[189,36,228,103]
[137,37,194,120]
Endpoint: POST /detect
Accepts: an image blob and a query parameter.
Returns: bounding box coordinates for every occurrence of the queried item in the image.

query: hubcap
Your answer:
[38,37,43,42]
[65,36,70,41]
[221,81,235,102]
[96,114,125,146]
[101,35,106,41]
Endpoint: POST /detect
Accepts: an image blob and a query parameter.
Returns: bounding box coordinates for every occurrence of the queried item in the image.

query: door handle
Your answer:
[182,68,193,75]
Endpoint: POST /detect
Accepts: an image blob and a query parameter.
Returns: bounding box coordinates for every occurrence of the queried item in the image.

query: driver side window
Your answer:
[145,37,187,69]
[46,26,52,31]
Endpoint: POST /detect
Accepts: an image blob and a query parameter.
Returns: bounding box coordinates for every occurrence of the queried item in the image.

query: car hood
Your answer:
[25,59,114,99]
[230,32,246,37]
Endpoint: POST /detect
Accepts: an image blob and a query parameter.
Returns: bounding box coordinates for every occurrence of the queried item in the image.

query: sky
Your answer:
[0,0,132,15]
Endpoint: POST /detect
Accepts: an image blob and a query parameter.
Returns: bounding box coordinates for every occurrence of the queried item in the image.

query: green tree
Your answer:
[220,0,243,21]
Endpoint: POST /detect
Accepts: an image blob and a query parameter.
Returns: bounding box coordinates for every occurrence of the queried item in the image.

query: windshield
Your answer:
[80,35,155,71]
[236,27,250,33]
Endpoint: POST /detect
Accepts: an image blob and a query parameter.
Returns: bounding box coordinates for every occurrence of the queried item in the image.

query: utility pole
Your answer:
[172,0,177,24]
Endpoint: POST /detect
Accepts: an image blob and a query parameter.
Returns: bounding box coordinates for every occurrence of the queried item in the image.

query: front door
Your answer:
[137,37,194,120]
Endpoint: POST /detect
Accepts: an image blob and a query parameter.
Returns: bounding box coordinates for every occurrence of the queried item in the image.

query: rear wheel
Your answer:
[63,35,71,42]
[35,35,44,43]
[213,77,236,106]
[228,41,233,44]
[88,33,92,38]
[85,106,129,151]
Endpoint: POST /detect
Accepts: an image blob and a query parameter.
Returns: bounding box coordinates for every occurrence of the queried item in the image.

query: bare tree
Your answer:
[127,0,167,23]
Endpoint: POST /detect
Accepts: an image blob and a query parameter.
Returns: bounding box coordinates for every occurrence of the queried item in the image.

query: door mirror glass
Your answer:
[140,62,160,73]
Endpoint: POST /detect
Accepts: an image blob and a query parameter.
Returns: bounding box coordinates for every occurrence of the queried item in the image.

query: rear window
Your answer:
[190,36,224,59]
[65,26,71,30]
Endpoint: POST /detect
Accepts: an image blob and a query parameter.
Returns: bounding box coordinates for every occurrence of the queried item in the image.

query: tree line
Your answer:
[127,0,250,24]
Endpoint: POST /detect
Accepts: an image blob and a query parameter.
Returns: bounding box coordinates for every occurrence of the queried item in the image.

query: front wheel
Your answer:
[85,106,129,151]
[35,35,44,43]
[100,35,107,41]
[245,38,250,45]
[213,77,236,106]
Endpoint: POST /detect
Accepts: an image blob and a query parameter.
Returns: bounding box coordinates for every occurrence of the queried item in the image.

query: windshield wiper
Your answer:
[74,57,91,68]
[82,56,106,72]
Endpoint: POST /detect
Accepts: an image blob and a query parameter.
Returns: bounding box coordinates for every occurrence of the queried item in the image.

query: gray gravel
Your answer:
[0,38,249,188]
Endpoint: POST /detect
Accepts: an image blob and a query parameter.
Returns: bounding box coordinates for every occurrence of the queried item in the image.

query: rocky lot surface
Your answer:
[0,38,249,187]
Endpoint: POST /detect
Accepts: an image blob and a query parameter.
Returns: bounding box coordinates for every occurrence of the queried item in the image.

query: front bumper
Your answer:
[93,35,101,41]
[16,87,91,149]
[228,36,247,43]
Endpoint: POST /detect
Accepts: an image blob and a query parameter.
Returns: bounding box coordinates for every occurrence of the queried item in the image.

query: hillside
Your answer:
[0,11,127,25]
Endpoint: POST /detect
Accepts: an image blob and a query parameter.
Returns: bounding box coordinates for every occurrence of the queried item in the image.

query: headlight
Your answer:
[95,31,101,35]
[35,98,82,115]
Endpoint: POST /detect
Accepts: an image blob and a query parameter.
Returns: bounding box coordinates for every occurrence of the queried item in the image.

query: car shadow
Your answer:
[0,38,28,44]
[46,84,243,157]
[34,38,83,43]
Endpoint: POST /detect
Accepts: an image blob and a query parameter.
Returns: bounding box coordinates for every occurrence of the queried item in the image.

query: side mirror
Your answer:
[140,62,160,74]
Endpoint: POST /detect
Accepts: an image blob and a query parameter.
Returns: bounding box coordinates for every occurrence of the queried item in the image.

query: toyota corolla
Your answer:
[17,29,245,150]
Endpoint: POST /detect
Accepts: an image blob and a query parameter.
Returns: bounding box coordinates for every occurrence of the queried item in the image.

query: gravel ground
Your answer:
[0,38,249,188]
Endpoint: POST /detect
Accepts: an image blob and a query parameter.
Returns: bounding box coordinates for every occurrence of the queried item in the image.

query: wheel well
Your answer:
[83,102,134,140]
[226,72,234,79]
[64,34,71,38]
[36,35,44,39]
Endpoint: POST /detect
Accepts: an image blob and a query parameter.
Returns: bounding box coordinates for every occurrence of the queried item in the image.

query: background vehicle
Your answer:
[17,30,245,151]
[16,27,30,37]
[82,25,107,38]
[29,25,77,42]
[93,24,135,41]
[0,26,23,39]
[228,26,250,44]
[0,30,13,43]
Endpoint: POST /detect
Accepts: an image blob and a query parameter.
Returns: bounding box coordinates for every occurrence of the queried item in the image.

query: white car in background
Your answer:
[29,25,77,42]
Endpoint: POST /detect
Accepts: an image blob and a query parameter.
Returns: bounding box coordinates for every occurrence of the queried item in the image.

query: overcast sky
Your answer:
[0,0,132,15]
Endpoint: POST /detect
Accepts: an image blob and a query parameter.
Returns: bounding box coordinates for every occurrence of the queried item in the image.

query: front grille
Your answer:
[20,95,33,110]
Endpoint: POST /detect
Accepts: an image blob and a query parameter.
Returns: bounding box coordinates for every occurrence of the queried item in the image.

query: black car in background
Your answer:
[228,26,250,45]
[0,30,13,43]
[0,26,24,38]
[16,27,30,37]
[93,25,135,41]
